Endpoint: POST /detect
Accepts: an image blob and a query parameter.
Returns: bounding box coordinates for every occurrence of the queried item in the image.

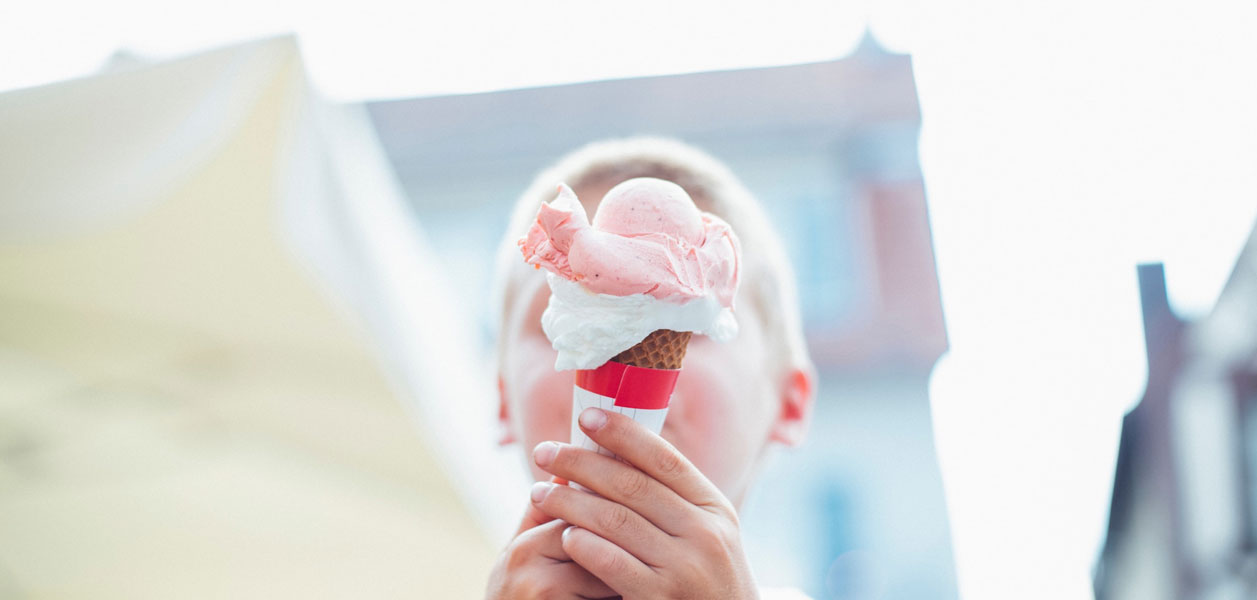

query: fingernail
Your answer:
[562,525,577,543]
[530,481,553,504]
[533,441,558,467]
[579,407,607,431]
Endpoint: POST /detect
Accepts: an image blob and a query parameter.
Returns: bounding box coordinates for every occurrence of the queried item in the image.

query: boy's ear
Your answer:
[768,366,816,447]
[497,376,516,446]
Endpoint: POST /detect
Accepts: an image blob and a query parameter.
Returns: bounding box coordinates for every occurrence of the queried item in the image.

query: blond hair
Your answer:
[494,137,811,379]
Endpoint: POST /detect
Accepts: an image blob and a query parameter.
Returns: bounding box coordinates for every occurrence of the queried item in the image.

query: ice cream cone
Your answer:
[611,329,692,369]
[569,331,691,464]
[518,177,737,478]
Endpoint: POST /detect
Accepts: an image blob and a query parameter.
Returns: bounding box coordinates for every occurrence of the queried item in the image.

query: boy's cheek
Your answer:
[508,358,575,480]
[666,380,743,487]
[665,348,775,497]
[521,384,570,441]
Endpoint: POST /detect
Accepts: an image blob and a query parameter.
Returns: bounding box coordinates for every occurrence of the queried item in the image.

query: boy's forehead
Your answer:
[571,181,613,215]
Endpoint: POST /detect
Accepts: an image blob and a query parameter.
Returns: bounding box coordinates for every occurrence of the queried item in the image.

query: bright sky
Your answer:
[5,1,1250,319]
[0,1,870,100]
[4,2,1256,599]
[879,1,1256,598]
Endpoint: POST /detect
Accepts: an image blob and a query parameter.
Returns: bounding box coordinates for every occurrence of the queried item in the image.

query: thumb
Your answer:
[514,476,568,536]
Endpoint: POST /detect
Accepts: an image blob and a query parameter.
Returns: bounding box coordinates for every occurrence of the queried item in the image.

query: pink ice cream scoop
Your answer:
[519,177,740,308]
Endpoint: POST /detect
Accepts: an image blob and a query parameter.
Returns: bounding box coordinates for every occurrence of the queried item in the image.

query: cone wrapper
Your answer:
[570,360,680,460]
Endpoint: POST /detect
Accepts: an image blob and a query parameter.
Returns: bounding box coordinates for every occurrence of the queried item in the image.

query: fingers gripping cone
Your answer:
[570,329,691,458]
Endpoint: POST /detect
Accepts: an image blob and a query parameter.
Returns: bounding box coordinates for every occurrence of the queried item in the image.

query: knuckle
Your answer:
[516,577,549,600]
[613,468,651,501]
[694,527,721,553]
[694,517,737,554]
[671,560,703,588]
[504,542,530,570]
[714,501,740,526]
[597,505,634,535]
[530,579,559,599]
[595,548,625,575]
[654,448,685,478]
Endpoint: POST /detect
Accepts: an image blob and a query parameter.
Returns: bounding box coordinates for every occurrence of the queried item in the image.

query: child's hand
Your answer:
[529,407,760,600]
[485,495,619,600]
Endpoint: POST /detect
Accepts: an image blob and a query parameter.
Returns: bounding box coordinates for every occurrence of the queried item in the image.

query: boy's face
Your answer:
[501,274,779,504]
[499,188,789,505]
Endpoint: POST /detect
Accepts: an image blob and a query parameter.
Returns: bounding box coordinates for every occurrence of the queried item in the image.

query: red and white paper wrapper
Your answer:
[570,361,680,459]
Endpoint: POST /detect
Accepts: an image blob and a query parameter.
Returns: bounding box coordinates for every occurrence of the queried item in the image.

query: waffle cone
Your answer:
[611,329,692,370]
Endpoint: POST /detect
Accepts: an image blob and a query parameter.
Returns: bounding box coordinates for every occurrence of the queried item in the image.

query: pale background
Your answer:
[0,39,496,598]
[2,2,1255,599]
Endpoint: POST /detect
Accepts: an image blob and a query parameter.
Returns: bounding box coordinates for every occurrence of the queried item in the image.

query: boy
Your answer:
[489,137,816,599]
